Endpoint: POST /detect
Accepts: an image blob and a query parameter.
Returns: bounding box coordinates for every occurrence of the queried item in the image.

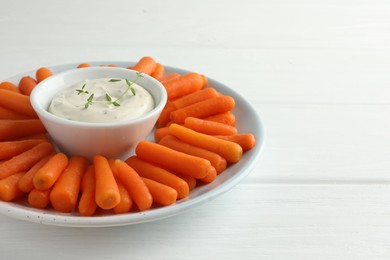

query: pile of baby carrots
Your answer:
[0,56,256,216]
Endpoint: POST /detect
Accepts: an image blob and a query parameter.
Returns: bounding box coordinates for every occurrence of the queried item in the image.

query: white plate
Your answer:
[0,61,265,227]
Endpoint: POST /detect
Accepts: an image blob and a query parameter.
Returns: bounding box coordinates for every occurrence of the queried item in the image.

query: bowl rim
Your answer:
[30,67,167,128]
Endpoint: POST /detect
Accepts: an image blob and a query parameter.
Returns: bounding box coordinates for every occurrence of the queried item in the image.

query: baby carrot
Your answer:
[18,76,37,96]
[0,106,32,120]
[159,135,227,174]
[12,133,49,141]
[160,72,181,83]
[163,72,205,100]
[0,119,46,141]
[170,95,236,124]
[151,62,165,81]
[93,155,120,210]
[0,139,46,160]
[169,123,243,163]
[141,177,177,206]
[0,142,53,180]
[184,117,238,136]
[77,63,91,68]
[0,81,20,93]
[35,67,53,83]
[0,172,24,201]
[18,154,53,193]
[113,182,133,214]
[129,56,157,75]
[135,140,212,179]
[154,126,170,143]
[171,88,219,109]
[78,165,97,216]
[198,167,217,184]
[125,156,189,199]
[156,102,176,128]
[174,173,197,191]
[115,159,153,211]
[213,133,256,152]
[33,152,69,190]
[0,89,38,118]
[49,156,89,213]
[204,112,236,126]
[28,188,51,209]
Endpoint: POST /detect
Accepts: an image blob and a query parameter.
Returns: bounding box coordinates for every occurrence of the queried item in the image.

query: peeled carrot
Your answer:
[204,112,236,126]
[213,133,256,152]
[0,172,24,201]
[125,156,189,199]
[114,159,153,211]
[0,106,32,120]
[151,62,165,81]
[33,152,69,190]
[0,89,38,118]
[18,76,37,96]
[154,126,170,143]
[136,140,212,179]
[13,133,49,141]
[113,182,133,214]
[130,56,157,75]
[0,81,20,93]
[49,156,89,213]
[163,72,205,100]
[174,173,197,191]
[160,72,180,83]
[0,139,46,160]
[170,95,235,124]
[77,63,91,68]
[28,188,51,209]
[35,67,53,83]
[0,119,46,141]
[93,155,120,210]
[169,123,243,163]
[141,177,177,206]
[184,117,237,136]
[18,154,53,193]
[156,102,176,128]
[78,165,97,216]
[171,88,219,109]
[159,135,227,174]
[198,167,217,184]
[0,142,53,180]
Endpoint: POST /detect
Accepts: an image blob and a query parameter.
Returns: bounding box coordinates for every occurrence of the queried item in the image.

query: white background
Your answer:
[1,0,390,259]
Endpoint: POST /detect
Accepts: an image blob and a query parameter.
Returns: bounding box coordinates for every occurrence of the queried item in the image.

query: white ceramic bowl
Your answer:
[30,67,167,161]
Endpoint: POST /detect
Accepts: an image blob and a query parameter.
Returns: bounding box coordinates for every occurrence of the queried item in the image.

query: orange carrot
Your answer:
[184,117,237,136]
[163,72,205,100]
[129,56,157,75]
[113,182,133,214]
[0,81,20,93]
[0,142,53,180]
[154,126,170,143]
[170,95,235,124]
[156,102,176,128]
[93,155,120,210]
[169,123,243,163]
[141,177,177,206]
[12,133,49,141]
[160,72,180,83]
[0,89,38,117]
[125,156,189,199]
[171,88,219,109]
[35,67,53,83]
[0,119,46,141]
[28,188,51,209]
[213,133,256,152]
[33,152,69,190]
[18,76,37,96]
[18,154,53,193]
[151,62,165,81]
[77,63,91,68]
[198,167,217,184]
[78,165,97,216]
[0,172,24,201]
[0,139,46,160]
[49,156,89,213]
[201,74,208,87]
[115,159,153,211]
[136,140,212,179]
[174,173,197,191]
[0,106,32,120]
[204,112,236,126]
[159,135,227,174]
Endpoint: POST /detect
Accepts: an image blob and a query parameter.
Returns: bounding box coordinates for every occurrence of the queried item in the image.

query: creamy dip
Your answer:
[49,78,154,123]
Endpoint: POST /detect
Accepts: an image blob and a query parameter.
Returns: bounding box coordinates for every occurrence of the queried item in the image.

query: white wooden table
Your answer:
[1,1,390,259]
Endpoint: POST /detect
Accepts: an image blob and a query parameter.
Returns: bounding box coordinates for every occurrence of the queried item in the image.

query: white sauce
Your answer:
[49,78,154,123]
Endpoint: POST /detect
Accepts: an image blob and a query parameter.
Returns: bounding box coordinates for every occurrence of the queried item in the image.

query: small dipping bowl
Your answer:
[30,67,167,161]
